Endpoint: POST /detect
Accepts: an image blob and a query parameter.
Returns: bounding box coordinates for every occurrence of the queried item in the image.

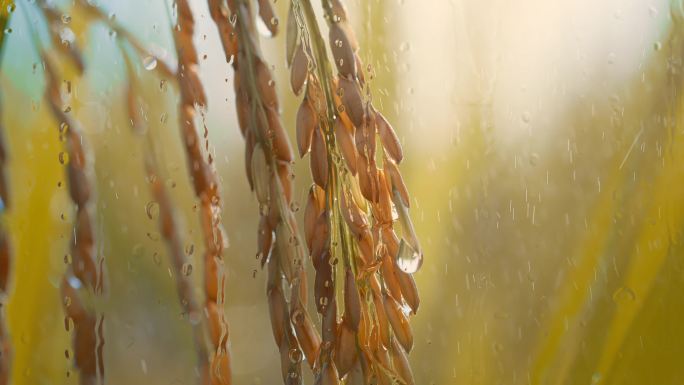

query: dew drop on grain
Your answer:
[288,348,302,363]
[67,275,82,289]
[143,56,158,71]
[256,16,274,37]
[395,238,423,273]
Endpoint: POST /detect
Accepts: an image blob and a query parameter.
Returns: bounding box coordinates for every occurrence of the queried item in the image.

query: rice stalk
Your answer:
[288,1,421,383]
[120,46,210,385]
[171,1,232,383]
[207,1,321,382]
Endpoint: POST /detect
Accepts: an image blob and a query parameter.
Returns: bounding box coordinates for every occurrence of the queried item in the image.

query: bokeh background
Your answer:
[2,0,684,384]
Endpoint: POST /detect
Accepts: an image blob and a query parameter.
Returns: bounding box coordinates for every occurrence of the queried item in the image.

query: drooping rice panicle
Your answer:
[171,1,232,383]
[27,2,109,383]
[42,52,106,385]
[121,47,210,385]
[288,1,421,383]
[207,1,321,382]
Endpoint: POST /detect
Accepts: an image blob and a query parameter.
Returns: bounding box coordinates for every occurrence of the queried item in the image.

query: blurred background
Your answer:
[2,0,684,384]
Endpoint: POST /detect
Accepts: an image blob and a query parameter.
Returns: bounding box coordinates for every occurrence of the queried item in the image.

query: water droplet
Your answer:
[185,243,194,255]
[188,310,201,325]
[654,41,662,51]
[60,28,75,45]
[288,348,302,363]
[61,14,72,24]
[58,152,69,165]
[290,202,300,212]
[143,56,158,71]
[67,276,82,289]
[145,201,159,219]
[395,239,423,273]
[612,287,635,304]
[255,16,273,37]
[182,263,193,276]
[64,316,73,332]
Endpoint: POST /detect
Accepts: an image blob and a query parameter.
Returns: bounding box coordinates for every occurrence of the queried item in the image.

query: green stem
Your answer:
[298,0,356,276]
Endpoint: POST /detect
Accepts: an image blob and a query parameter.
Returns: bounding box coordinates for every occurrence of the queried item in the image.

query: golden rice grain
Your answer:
[333,322,357,377]
[334,118,357,175]
[296,97,317,157]
[329,23,356,78]
[291,45,308,95]
[383,292,413,353]
[310,127,329,188]
[343,268,361,331]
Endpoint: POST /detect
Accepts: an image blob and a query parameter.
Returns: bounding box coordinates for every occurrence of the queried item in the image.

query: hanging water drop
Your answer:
[395,238,423,273]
